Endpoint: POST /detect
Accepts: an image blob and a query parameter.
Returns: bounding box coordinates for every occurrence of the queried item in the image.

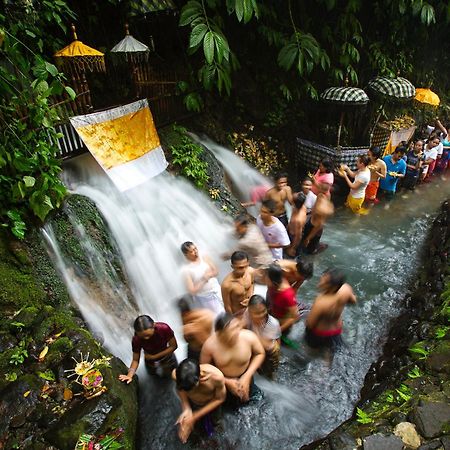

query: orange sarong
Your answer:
[365,180,379,200]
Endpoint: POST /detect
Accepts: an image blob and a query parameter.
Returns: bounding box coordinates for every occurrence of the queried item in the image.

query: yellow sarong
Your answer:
[345,194,369,215]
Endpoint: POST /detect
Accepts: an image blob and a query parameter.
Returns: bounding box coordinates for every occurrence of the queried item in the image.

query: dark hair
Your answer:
[296,259,313,279]
[369,145,381,158]
[358,155,370,167]
[231,250,249,264]
[248,294,267,308]
[176,358,200,391]
[181,241,194,255]
[261,199,277,214]
[293,192,306,209]
[322,268,346,292]
[267,263,283,287]
[394,145,407,155]
[274,172,288,181]
[320,157,333,173]
[178,295,194,313]
[301,177,313,184]
[133,315,154,333]
[235,213,249,226]
[215,312,234,332]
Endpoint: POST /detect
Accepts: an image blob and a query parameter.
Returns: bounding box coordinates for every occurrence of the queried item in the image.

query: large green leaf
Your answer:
[203,31,215,64]
[189,23,208,49]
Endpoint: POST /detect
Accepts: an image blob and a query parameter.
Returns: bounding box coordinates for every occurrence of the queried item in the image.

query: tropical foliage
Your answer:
[178,0,449,109]
[0,1,76,238]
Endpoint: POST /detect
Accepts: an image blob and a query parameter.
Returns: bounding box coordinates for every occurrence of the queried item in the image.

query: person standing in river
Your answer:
[305,269,356,354]
[365,146,386,203]
[276,258,313,293]
[200,312,265,403]
[263,172,294,228]
[172,358,226,443]
[300,185,334,254]
[181,241,224,316]
[256,199,291,260]
[379,146,407,199]
[221,251,255,317]
[178,295,215,361]
[119,315,178,382]
[286,192,307,257]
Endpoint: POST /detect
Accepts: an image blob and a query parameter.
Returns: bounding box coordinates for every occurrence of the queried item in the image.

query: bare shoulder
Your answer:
[203,364,225,383]
[221,272,232,285]
[339,283,356,301]
[240,328,259,342]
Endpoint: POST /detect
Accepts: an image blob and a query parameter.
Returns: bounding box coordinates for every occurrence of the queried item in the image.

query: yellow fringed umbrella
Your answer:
[54,25,105,75]
[415,88,440,107]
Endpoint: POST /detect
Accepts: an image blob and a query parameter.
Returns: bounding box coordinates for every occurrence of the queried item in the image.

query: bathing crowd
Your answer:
[118,121,449,443]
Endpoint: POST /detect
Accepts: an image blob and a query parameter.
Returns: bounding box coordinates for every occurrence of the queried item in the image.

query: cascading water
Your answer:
[44,153,234,364]
[44,140,450,450]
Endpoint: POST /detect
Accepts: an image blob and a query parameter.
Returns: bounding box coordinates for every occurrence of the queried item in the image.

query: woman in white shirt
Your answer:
[339,155,371,214]
[421,135,440,181]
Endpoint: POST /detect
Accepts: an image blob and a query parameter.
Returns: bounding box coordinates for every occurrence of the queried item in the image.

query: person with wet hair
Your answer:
[178,295,215,361]
[286,192,307,257]
[232,214,273,269]
[300,177,317,214]
[311,157,334,197]
[200,312,265,403]
[421,134,441,182]
[172,358,226,443]
[119,315,178,382]
[181,241,224,316]
[300,184,334,254]
[245,295,281,379]
[256,199,290,260]
[339,155,371,214]
[221,251,255,316]
[263,172,294,228]
[379,146,407,198]
[266,263,300,333]
[305,268,356,352]
[403,140,424,190]
[277,258,313,293]
[365,145,387,203]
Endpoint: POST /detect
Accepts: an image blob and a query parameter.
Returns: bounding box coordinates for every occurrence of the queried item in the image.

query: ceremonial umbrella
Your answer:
[54,25,105,75]
[367,76,415,138]
[367,76,415,101]
[320,85,369,148]
[110,24,150,63]
[415,88,440,106]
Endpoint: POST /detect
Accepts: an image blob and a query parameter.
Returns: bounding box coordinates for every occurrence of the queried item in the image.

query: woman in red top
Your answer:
[119,315,178,382]
[266,264,300,333]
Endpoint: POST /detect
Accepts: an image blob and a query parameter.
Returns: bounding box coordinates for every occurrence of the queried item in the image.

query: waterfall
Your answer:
[44,153,235,363]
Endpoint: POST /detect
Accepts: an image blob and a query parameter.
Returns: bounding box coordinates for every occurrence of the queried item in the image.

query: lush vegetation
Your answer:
[0,1,76,238]
[178,0,450,103]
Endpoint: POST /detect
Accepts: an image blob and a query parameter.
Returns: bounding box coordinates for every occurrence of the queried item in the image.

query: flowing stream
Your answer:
[44,141,450,450]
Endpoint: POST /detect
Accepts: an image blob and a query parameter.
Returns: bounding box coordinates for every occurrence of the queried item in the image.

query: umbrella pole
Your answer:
[337,111,344,150]
[369,102,385,143]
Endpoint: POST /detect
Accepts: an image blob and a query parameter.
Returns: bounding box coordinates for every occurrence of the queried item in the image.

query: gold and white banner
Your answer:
[70,99,168,191]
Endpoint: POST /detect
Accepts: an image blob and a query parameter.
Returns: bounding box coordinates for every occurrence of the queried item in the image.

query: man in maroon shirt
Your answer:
[119,315,178,382]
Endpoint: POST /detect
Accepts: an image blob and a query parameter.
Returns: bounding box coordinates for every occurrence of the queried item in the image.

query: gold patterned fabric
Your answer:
[70,99,167,191]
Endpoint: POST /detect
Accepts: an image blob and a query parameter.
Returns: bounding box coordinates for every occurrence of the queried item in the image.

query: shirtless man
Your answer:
[173,359,226,443]
[305,268,356,352]
[365,145,387,203]
[200,313,265,402]
[263,172,294,228]
[286,192,307,257]
[301,185,334,254]
[178,295,215,361]
[277,258,313,293]
[221,251,255,316]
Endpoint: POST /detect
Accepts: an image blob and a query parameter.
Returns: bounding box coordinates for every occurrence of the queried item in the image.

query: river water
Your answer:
[44,143,450,450]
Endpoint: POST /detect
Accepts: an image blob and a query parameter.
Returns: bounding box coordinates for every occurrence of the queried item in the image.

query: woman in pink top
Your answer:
[311,158,334,197]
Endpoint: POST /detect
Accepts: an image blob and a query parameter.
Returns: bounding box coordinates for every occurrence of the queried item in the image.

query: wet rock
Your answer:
[363,433,404,450]
[394,422,421,448]
[329,431,358,450]
[418,439,443,450]
[390,412,408,426]
[427,351,450,375]
[0,375,41,434]
[441,435,450,450]
[412,401,450,438]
